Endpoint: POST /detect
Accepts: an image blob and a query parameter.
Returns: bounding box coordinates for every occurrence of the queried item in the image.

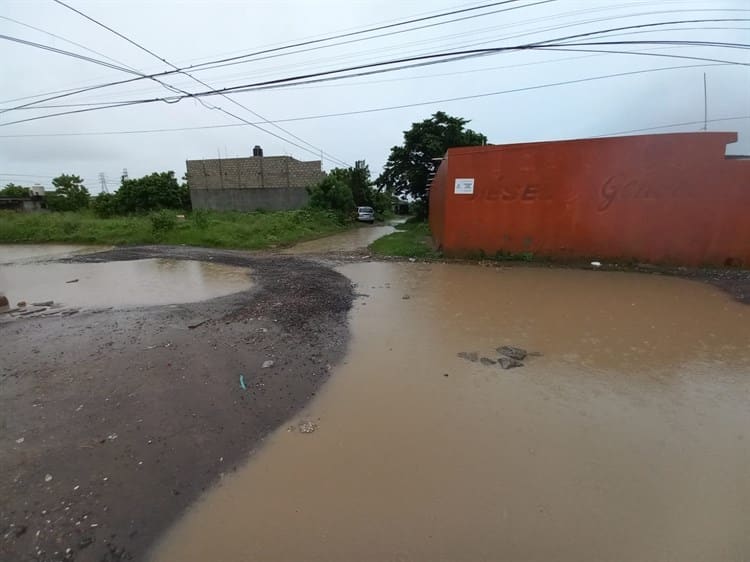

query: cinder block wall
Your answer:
[186,156,324,190]
[190,187,310,211]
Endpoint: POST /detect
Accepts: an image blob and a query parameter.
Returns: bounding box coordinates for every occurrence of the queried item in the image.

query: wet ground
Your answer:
[152,263,750,562]
[0,246,353,562]
[2,234,750,562]
[282,223,396,254]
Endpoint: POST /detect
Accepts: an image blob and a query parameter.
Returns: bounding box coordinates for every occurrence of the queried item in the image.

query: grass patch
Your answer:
[369,221,439,258]
[0,209,349,250]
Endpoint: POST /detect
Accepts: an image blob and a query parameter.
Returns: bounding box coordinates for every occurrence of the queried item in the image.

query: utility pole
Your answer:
[703,72,708,131]
[98,172,108,193]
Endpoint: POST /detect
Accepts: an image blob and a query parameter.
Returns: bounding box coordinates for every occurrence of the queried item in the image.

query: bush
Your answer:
[117,171,188,214]
[192,209,210,229]
[91,192,117,217]
[306,176,355,222]
[149,210,177,233]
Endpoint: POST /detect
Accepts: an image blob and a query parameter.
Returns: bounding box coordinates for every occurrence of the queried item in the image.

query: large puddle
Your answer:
[283,224,396,254]
[0,258,252,309]
[152,264,750,561]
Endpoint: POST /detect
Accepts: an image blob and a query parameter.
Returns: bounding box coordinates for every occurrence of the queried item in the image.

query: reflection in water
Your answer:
[0,259,252,308]
[153,263,750,562]
[283,224,396,254]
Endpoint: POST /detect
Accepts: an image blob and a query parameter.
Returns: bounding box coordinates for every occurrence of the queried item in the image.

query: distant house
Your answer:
[186,145,325,211]
[0,197,44,212]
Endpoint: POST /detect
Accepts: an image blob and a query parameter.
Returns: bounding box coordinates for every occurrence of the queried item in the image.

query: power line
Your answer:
[0,62,742,136]
[3,34,747,126]
[5,8,744,112]
[50,0,351,167]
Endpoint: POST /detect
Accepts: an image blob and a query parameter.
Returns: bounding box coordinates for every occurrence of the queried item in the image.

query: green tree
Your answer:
[376,111,486,216]
[47,174,90,211]
[0,183,31,198]
[307,175,355,221]
[115,171,189,214]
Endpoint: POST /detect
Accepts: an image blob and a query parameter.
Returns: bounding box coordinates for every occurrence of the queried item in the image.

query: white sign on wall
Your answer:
[454,178,475,195]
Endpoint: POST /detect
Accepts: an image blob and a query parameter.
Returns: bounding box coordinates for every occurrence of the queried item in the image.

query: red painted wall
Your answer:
[429,132,750,266]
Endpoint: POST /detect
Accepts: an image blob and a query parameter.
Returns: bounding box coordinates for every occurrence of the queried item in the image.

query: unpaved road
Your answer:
[2,237,749,562]
[0,246,353,562]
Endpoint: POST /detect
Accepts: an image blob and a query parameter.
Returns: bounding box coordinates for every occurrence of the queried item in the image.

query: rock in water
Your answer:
[497,345,527,360]
[498,357,524,370]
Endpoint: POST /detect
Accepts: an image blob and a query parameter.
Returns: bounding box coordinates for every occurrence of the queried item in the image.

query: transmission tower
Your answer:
[98,172,108,193]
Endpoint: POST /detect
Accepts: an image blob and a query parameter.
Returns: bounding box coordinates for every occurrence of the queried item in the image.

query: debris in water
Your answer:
[497,346,527,360]
[480,357,497,366]
[498,357,524,370]
[31,301,53,307]
[44,474,53,483]
[591,261,602,268]
[402,295,411,300]
[15,437,24,444]
[239,375,247,390]
[17,301,26,307]
[65,279,79,283]
[298,421,317,433]
[457,351,479,362]
[188,319,208,329]
[262,360,275,369]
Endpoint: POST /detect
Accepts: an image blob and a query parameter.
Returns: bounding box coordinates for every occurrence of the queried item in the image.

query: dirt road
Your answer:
[0,246,353,562]
[2,239,749,562]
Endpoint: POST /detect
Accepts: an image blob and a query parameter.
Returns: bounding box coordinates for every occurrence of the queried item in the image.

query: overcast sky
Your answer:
[1,0,748,192]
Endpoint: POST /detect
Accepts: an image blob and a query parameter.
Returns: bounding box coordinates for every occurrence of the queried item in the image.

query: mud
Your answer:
[152,263,750,562]
[0,246,354,562]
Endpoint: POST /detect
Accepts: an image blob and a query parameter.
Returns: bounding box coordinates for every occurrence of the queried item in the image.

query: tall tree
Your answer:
[115,171,189,213]
[376,112,486,216]
[47,174,90,211]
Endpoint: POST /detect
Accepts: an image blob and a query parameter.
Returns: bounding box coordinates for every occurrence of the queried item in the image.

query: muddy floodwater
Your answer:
[153,263,750,562]
[283,223,396,254]
[0,243,109,264]
[0,257,252,308]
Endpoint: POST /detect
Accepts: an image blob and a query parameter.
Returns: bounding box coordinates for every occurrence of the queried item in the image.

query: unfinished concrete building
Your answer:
[186,146,325,211]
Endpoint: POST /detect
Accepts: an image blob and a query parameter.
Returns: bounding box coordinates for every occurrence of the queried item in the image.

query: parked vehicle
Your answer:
[356,206,375,223]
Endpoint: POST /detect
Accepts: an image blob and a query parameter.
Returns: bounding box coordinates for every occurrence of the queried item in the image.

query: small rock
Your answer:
[15,437,24,444]
[479,357,497,366]
[498,357,524,370]
[261,360,275,369]
[0,295,8,308]
[44,474,53,483]
[298,421,317,434]
[17,301,27,308]
[457,351,479,362]
[497,346,527,360]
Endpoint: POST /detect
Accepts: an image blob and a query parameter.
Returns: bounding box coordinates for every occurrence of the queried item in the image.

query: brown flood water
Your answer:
[0,258,252,308]
[152,263,750,562]
[283,224,396,254]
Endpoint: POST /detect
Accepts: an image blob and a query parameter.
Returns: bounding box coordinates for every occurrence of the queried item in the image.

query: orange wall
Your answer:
[429,132,750,266]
